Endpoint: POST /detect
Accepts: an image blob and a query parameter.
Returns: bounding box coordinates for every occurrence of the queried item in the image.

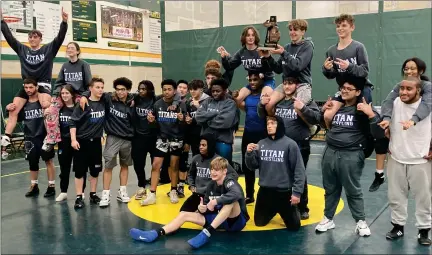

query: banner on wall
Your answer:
[101,5,143,42]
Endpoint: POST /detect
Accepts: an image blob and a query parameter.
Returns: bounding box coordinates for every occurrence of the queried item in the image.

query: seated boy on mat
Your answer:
[129,157,249,249]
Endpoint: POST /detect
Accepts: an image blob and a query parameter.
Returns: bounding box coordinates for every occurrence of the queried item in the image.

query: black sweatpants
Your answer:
[73,138,103,178]
[131,134,156,188]
[179,192,204,212]
[58,138,86,193]
[241,129,267,199]
[254,187,301,231]
[296,140,310,214]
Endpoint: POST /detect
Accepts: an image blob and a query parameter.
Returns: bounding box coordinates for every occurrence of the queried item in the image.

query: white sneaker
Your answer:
[355,220,371,237]
[315,216,336,232]
[1,135,11,147]
[56,192,68,202]
[99,190,111,207]
[135,188,146,200]
[140,192,156,206]
[169,189,179,204]
[117,187,130,203]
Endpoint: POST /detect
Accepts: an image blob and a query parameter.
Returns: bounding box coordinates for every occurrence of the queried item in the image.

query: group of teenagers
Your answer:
[1,10,431,249]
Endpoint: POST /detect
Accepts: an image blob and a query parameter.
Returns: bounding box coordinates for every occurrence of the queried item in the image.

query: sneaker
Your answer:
[386,224,404,240]
[418,229,432,246]
[99,190,111,207]
[245,197,255,205]
[188,229,211,249]
[56,192,68,202]
[355,220,371,237]
[140,192,156,206]
[1,135,11,147]
[129,228,158,243]
[25,184,40,197]
[74,196,85,209]
[315,216,335,232]
[44,185,56,197]
[169,189,179,204]
[1,150,9,160]
[117,188,131,203]
[135,188,146,200]
[369,172,385,192]
[300,211,310,220]
[177,184,185,198]
[89,194,101,205]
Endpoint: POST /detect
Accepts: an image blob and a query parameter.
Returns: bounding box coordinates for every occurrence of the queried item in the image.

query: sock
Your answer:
[5,133,11,138]
[157,228,165,237]
[119,185,126,192]
[171,186,177,191]
[376,169,384,174]
[31,180,38,185]
[48,180,55,186]
[90,192,96,197]
[150,190,156,194]
[77,194,83,199]
[205,225,215,236]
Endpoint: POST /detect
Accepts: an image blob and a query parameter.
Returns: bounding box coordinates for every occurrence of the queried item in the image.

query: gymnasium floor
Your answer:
[1,140,430,254]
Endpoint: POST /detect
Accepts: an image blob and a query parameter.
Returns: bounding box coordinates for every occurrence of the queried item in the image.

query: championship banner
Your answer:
[101,5,143,42]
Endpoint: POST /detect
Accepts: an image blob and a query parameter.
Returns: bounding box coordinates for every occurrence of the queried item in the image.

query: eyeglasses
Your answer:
[339,86,357,92]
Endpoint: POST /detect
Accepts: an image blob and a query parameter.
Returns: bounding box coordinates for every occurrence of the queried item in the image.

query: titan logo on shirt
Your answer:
[276,108,297,120]
[25,109,43,120]
[336,57,358,73]
[190,111,196,118]
[64,71,83,82]
[136,107,151,117]
[25,54,45,65]
[157,110,178,122]
[90,111,105,123]
[260,149,285,162]
[196,167,211,178]
[59,114,71,125]
[241,58,262,69]
[109,107,127,119]
[332,113,354,126]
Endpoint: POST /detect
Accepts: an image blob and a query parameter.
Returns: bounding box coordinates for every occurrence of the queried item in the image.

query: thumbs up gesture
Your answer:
[292,96,304,111]
[357,97,374,118]
[198,197,207,213]
[185,112,193,124]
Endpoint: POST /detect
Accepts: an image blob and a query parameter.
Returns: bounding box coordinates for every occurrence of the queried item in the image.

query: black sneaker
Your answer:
[44,185,56,197]
[245,197,255,205]
[300,211,310,220]
[386,224,404,240]
[89,194,101,205]
[25,184,40,197]
[74,197,85,209]
[418,229,432,246]
[369,172,385,192]
[177,185,185,198]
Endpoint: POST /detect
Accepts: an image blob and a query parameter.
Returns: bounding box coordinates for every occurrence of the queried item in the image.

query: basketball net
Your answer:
[3,16,21,36]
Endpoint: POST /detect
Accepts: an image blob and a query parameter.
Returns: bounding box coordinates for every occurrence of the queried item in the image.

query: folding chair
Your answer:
[1,105,25,155]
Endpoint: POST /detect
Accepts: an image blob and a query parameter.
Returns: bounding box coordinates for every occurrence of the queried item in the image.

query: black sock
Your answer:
[205,225,215,235]
[157,228,165,237]
[77,195,83,199]
[90,192,96,197]
[5,133,11,138]
[150,190,156,194]
[171,186,177,191]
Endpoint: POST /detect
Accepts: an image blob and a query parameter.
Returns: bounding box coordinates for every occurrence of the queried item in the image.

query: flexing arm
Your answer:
[207,99,238,129]
[346,44,369,78]
[1,20,23,54]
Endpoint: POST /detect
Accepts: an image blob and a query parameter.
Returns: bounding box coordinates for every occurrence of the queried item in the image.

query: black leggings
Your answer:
[58,138,86,193]
[131,134,156,188]
[241,130,266,199]
[254,187,301,231]
[296,140,310,214]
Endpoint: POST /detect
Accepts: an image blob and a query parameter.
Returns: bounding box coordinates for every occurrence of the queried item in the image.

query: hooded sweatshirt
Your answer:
[187,134,239,195]
[132,95,158,137]
[245,116,306,197]
[1,20,67,84]
[262,38,314,84]
[222,46,274,81]
[53,59,92,96]
[185,93,210,144]
[195,95,239,144]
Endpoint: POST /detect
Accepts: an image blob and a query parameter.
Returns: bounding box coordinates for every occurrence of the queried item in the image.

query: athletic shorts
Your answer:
[25,136,55,171]
[16,82,51,99]
[153,137,183,157]
[73,138,103,178]
[204,210,247,232]
[374,137,390,155]
[103,135,133,169]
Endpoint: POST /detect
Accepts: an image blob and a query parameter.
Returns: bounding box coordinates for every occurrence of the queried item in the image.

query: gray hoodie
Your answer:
[54,59,92,96]
[245,116,306,197]
[262,38,314,84]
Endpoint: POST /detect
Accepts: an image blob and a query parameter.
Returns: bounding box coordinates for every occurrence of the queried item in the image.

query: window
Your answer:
[165,1,219,32]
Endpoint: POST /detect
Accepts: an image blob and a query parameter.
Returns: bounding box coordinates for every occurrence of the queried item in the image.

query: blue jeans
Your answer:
[215,142,233,163]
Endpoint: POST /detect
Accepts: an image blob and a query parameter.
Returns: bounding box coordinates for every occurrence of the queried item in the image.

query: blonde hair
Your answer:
[210,157,229,171]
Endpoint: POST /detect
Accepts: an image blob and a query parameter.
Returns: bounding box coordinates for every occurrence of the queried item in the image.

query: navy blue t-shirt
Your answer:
[244,93,265,133]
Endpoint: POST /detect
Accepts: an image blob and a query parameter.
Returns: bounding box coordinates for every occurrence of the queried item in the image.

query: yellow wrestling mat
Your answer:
[128,177,344,231]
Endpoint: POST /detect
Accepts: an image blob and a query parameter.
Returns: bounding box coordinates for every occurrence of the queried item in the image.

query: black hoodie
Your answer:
[245,116,306,197]
[187,134,239,195]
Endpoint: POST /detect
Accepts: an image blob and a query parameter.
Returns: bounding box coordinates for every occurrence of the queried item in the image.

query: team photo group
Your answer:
[1,8,431,250]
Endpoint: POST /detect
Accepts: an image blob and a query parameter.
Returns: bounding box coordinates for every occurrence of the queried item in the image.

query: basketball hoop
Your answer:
[3,16,22,36]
